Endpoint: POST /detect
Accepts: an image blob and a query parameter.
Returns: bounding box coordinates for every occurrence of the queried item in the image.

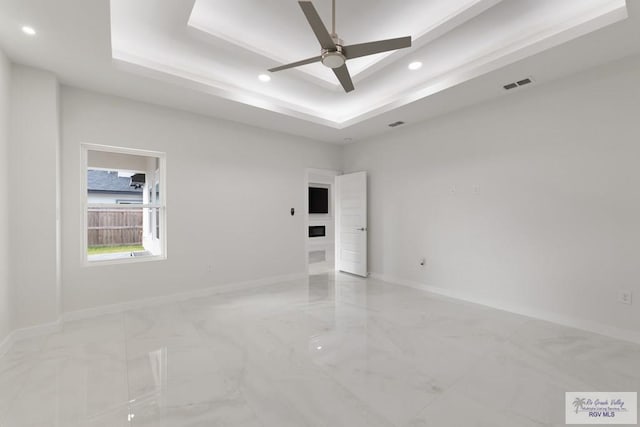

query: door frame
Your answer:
[304,168,341,276]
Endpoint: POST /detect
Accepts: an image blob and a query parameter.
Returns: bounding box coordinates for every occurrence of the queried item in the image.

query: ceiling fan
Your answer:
[268,0,412,93]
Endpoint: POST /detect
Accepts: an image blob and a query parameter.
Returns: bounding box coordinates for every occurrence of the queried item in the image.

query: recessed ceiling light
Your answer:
[21,26,36,36]
[408,61,422,71]
[258,74,271,82]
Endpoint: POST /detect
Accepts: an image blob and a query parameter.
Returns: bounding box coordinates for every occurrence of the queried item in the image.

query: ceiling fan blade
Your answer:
[298,1,336,50]
[333,64,354,93]
[343,36,412,59]
[269,56,322,72]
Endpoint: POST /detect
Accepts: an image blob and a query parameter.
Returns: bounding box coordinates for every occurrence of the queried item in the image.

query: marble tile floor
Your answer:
[0,273,638,426]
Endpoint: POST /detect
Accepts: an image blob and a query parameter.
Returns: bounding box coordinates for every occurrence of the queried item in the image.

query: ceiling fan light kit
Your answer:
[268,0,412,93]
[321,42,345,69]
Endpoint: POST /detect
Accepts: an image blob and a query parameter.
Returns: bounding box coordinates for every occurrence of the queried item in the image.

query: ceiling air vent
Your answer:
[388,121,405,128]
[503,77,534,91]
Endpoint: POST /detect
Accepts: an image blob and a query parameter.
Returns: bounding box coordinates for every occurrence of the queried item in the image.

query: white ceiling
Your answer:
[1,0,639,142]
[187,0,502,85]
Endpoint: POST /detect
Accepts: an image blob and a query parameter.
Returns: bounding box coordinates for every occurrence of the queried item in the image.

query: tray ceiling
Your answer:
[0,0,637,142]
[110,0,628,128]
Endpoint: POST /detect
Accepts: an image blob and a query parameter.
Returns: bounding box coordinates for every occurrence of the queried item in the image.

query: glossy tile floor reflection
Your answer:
[1,273,639,426]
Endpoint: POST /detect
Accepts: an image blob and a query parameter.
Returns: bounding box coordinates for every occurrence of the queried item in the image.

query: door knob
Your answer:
[357,227,367,231]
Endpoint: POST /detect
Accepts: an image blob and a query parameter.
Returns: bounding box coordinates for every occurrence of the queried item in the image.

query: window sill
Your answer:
[83,254,167,267]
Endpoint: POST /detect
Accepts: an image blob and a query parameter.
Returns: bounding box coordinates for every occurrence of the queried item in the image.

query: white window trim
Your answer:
[81,143,167,266]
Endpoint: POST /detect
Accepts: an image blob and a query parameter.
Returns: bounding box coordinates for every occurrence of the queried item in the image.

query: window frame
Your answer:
[81,143,167,266]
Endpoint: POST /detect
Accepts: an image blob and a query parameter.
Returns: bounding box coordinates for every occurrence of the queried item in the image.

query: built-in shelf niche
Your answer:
[309,225,326,238]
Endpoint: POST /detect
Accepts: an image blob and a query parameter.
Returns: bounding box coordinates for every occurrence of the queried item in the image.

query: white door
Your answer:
[336,171,367,277]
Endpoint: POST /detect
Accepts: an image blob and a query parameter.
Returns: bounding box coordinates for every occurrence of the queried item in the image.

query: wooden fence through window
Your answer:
[87,209,143,247]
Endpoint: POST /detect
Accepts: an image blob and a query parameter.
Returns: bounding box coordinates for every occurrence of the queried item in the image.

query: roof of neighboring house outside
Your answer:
[88,170,144,194]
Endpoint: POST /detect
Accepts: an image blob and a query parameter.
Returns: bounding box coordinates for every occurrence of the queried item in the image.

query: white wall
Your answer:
[61,87,342,313]
[343,54,640,337]
[5,52,639,342]
[0,49,12,342]
[9,66,61,330]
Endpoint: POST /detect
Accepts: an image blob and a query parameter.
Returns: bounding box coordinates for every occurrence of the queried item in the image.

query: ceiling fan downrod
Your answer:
[331,0,336,36]
[322,0,345,69]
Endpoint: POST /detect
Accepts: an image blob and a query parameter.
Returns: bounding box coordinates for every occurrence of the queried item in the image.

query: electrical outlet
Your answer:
[618,290,632,305]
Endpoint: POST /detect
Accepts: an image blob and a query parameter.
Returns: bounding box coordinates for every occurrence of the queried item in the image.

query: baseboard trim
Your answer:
[0,320,62,358]
[369,273,640,345]
[62,272,307,322]
[7,270,635,355]
[1,272,307,357]
[0,332,13,358]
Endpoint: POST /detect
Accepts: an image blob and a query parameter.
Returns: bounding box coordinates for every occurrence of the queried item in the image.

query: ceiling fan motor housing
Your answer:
[321,41,345,69]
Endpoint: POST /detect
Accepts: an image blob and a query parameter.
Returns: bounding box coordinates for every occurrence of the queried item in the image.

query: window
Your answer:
[82,144,166,264]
